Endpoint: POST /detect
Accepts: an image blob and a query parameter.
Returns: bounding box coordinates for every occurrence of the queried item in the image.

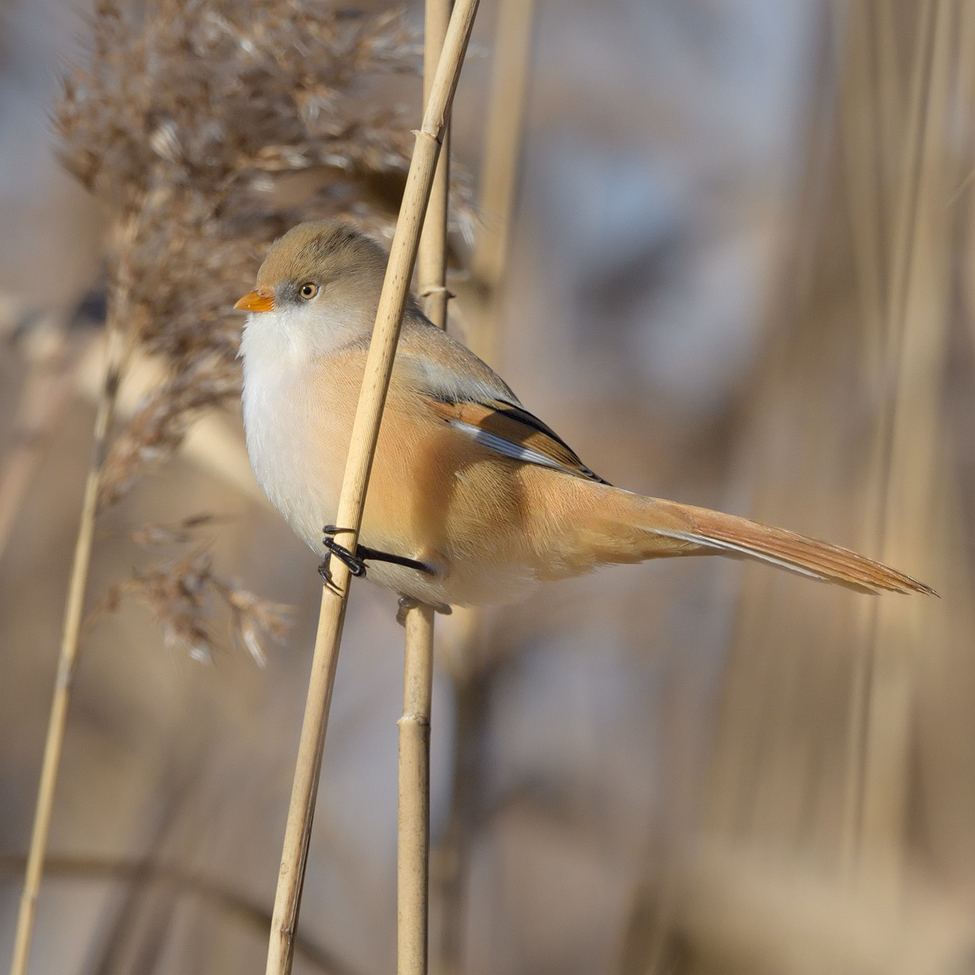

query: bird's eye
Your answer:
[298,282,319,300]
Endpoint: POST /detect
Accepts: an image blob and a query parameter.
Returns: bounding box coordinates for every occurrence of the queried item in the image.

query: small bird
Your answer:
[236,220,933,610]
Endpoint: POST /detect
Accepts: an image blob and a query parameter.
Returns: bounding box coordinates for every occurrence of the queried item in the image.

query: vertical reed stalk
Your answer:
[8,293,131,975]
[263,3,479,972]
[835,0,925,876]
[417,0,453,333]
[464,0,536,366]
[397,1,454,972]
[858,0,956,895]
[398,603,436,975]
[431,4,536,968]
[836,0,938,880]
[434,3,535,969]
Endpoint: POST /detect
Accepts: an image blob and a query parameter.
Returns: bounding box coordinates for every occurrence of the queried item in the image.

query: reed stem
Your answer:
[263,3,479,972]
[396,1,454,972]
[434,2,535,966]
[398,603,436,975]
[465,0,536,366]
[8,319,127,975]
[859,0,954,895]
[417,0,453,334]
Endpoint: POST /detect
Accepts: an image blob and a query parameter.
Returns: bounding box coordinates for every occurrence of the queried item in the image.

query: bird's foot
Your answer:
[321,526,367,576]
[321,526,439,600]
[396,594,452,626]
[317,559,341,594]
[319,526,367,593]
[323,525,437,577]
[396,595,418,626]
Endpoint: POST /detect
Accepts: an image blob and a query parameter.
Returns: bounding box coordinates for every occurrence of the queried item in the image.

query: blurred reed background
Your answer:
[1,0,974,973]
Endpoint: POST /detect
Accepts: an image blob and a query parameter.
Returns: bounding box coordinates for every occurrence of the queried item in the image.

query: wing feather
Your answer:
[425,397,609,484]
[396,314,607,483]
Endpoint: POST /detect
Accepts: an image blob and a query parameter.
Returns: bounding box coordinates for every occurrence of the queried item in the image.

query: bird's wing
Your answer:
[396,314,608,483]
[424,396,609,483]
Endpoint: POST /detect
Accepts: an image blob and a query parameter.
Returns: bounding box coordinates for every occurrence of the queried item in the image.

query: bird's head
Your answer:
[236,220,388,359]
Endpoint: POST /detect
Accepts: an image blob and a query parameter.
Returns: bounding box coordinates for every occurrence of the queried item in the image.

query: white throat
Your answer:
[239,301,365,365]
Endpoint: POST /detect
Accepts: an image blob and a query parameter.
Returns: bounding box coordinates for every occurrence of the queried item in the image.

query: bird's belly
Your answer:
[243,355,547,605]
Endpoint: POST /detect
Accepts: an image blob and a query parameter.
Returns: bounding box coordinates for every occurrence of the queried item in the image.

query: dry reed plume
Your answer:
[11,3,440,972]
[91,524,291,665]
[46,0,471,662]
[46,0,435,685]
[57,0,426,517]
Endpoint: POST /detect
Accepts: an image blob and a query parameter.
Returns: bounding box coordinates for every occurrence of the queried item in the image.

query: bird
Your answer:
[235,219,934,611]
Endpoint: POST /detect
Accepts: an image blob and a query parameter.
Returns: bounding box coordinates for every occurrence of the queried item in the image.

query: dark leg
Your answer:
[357,544,436,575]
[319,526,437,588]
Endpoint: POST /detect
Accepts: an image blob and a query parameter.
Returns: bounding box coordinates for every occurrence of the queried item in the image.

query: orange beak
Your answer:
[235,289,275,313]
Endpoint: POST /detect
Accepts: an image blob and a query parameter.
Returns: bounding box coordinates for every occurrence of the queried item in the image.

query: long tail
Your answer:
[564,487,935,595]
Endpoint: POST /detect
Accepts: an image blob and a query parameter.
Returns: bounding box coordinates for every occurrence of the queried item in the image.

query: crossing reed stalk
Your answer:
[263,2,480,972]
[397,0,454,971]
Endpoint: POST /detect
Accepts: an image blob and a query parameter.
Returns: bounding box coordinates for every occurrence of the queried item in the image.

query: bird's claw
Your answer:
[319,526,366,591]
[395,595,452,626]
[318,558,342,594]
[396,595,419,627]
[321,538,367,577]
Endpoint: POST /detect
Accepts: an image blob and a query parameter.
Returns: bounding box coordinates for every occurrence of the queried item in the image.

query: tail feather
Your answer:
[574,489,936,595]
[646,498,935,595]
